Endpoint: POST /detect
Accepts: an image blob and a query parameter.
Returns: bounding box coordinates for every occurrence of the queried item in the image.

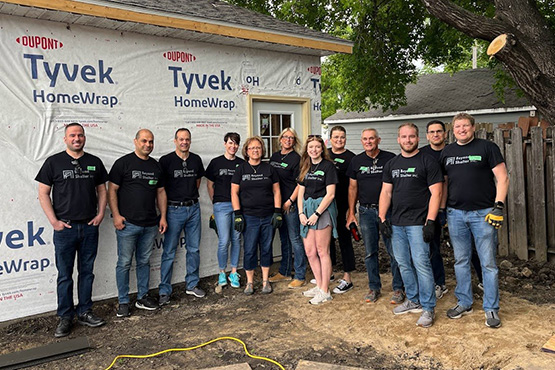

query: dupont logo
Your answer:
[163,51,196,63]
[307,66,321,75]
[16,35,63,50]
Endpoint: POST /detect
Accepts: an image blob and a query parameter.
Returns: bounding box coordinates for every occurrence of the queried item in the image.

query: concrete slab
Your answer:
[199,363,252,370]
[296,360,367,370]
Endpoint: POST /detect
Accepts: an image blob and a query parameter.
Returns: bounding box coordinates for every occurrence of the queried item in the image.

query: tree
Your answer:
[226,1,555,123]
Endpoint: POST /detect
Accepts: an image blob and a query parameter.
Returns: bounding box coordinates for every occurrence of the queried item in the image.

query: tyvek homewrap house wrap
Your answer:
[0,0,352,321]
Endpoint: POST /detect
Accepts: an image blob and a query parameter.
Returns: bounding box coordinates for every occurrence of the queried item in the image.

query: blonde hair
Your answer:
[298,136,330,182]
[278,128,301,153]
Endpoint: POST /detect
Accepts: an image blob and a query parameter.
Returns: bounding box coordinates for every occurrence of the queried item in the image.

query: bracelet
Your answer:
[288,198,294,204]
[299,212,305,216]
[314,211,321,217]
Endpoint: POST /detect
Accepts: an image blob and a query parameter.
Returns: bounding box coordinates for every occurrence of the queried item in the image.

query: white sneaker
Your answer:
[302,285,320,297]
[309,274,335,285]
[309,289,332,305]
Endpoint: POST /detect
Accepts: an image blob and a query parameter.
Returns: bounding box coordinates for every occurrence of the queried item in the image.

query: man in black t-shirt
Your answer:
[440,113,509,329]
[379,123,443,328]
[108,129,167,318]
[36,123,108,337]
[159,128,206,304]
[346,128,404,304]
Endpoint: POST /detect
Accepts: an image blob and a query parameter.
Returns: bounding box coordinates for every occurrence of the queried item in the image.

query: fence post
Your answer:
[528,127,547,261]
[494,129,509,256]
[546,127,555,254]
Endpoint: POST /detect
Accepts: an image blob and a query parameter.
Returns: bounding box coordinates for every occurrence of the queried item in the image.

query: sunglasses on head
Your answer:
[308,134,321,138]
[71,159,82,175]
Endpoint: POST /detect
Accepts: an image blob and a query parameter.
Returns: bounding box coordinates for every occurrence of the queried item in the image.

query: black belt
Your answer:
[168,199,198,207]
[360,203,379,209]
[60,218,92,225]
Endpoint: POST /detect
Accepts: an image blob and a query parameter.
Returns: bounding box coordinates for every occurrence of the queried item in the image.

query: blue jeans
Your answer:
[447,207,499,312]
[159,203,201,294]
[243,214,273,270]
[53,223,99,319]
[358,205,403,291]
[213,202,241,270]
[391,225,436,311]
[116,222,158,304]
[276,204,307,280]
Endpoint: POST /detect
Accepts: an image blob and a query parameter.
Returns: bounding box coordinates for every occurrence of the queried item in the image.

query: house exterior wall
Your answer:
[0,14,322,321]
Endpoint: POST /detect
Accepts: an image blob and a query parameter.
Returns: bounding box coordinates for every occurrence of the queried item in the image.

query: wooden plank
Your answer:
[529,127,547,261]
[0,337,90,368]
[476,128,487,139]
[494,129,509,256]
[506,128,528,260]
[546,127,555,252]
[518,116,531,137]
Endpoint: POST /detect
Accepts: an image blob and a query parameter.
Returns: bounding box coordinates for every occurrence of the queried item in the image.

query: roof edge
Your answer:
[3,0,353,54]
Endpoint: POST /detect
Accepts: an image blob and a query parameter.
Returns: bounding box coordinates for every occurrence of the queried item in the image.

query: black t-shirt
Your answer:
[205,155,245,203]
[328,149,355,206]
[35,151,108,220]
[160,151,205,202]
[299,159,338,200]
[231,162,279,217]
[440,138,505,210]
[347,150,396,205]
[269,150,300,204]
[109,152,163,227]
[419,144,443,162]
[383,151,443,226]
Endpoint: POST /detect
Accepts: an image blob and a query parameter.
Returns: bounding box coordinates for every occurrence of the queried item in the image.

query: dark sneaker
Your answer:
[446,304,473,319]
[332,279,353,294]
[485,311,501,328]
[364,289,381,303]
[54,318,72,338]
[435,285,448,300]
[159,294,170,306]
[393,300,423,315]
[390,290,405,304]
[135,295,159,311]
[416,310,435,328]
[77,311,105,327]
[116,303,131,318]
[186,286,206,298]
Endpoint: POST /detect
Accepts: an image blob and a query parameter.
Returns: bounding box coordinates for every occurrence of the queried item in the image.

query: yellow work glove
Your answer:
[485,202,504,229]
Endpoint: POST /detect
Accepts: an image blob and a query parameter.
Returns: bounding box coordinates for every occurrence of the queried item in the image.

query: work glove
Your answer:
[379,219,392,239]
[209,214,218,236]
[422,219,436,243]
[437,208,447,227]
[271,208,283,229]
[234,211,245,233]
[485,202,504,229]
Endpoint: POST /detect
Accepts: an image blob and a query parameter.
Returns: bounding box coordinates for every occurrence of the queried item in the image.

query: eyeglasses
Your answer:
[247,147,262,151]
[371,157,378,171]
[282,136,295,141]
[71,159,82,175]
[427,130,445,134]
[308,134,321,138]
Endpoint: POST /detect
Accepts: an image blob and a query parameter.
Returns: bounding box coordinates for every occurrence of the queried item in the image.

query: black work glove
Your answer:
[379,219,392,239]
[422,219,436,243]
[209,214,218,236]
[271,208,283,229]
[485,202,504,229]
[437,208,447,227]
[234,211,245,233]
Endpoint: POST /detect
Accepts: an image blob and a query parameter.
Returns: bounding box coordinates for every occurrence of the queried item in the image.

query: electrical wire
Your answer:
[103,336,286,370]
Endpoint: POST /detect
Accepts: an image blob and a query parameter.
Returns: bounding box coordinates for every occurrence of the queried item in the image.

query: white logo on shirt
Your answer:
[63,170,74,179]
[132,171,142,179]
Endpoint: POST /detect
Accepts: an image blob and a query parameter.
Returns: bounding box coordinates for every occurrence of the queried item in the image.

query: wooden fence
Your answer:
[447,117,555,262]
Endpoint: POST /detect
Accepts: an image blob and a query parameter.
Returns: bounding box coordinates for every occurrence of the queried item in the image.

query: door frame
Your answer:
[248,95,311,138]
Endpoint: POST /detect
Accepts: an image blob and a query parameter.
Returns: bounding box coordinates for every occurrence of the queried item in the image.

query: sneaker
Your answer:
[364,289,381,303]
[416,310,435,328]
[186,286,206,298]
[309,289,333,305]
[228,272,240,288]
[477,282,484,291]
[116,303,131,318]
[244,282,254,295]
[393,300,423,315]
[135,295,159,311]
[159,294,170,306]
[390,290,406,304]
[446,304,473,319]
[485,311,501,328]
[302,285,320,297]
[261,281,273,294]
[288,279,306,289]
[54,318,72,338]
[218,272,227,286]
[332,279,353,294]
[269,272,291,282]
[435,285,448,300]
[310,274,335,284]
[77,311,105,327]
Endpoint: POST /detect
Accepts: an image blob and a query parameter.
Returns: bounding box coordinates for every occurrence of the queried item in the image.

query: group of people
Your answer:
[36,111,508,337]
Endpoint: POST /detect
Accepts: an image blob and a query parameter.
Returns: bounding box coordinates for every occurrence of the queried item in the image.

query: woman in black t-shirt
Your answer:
[206,132,244,290]
[298,135,338,305]
[231,136,282,295]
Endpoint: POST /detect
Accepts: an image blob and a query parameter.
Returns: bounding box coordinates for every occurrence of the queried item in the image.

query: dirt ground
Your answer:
[1,240,554,370]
